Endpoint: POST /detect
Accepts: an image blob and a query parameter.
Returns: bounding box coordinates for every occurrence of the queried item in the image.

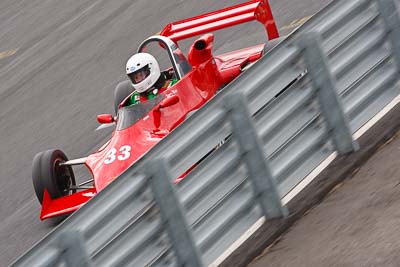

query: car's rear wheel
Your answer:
[114,80,133,114]
[32,149,76,204]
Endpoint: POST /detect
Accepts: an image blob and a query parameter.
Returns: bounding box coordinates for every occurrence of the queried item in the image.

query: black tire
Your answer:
[114,80,133,114]
[32,149,76,204]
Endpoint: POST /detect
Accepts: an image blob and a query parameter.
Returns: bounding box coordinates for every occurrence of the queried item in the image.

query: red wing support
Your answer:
[160,0,279,43]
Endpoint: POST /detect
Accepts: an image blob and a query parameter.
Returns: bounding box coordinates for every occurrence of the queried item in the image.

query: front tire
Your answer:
[114,80,133,114]
[32,149,76,204]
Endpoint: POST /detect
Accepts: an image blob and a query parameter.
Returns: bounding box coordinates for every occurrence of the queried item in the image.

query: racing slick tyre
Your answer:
[32,149,76,204]
[114,80,133,114]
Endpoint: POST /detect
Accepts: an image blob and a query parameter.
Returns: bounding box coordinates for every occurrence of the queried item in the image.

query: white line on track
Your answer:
[0,49,18,59]
[209,217,266,267]
[210,94,400,266]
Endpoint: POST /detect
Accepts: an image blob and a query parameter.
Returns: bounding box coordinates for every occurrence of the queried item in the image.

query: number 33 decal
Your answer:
[104,145,131,164]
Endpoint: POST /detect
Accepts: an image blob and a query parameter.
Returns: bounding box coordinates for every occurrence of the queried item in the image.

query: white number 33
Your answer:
[104,145,131,164]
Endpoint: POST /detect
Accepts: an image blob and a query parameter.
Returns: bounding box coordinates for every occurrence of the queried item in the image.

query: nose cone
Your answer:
[86,128,162,192]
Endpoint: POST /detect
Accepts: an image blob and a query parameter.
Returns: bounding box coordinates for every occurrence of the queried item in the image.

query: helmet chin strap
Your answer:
[139,72,167,100]
[152,88,159,95]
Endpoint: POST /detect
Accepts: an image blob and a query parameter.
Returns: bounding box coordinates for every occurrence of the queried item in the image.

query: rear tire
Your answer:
[114,80,133,114]
[32,149,76,204]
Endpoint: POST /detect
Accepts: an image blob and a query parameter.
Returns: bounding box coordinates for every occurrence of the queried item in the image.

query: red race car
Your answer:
[32,0,279,220]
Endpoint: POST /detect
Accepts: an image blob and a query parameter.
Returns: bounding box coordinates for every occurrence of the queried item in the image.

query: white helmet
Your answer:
[126,53,161,93]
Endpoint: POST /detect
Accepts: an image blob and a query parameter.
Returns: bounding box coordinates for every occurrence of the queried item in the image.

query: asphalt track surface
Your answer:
[0,0,333,265]
[250,131,400,267]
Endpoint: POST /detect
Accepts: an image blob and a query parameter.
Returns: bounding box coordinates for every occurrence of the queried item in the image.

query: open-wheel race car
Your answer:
[32,0,280,220]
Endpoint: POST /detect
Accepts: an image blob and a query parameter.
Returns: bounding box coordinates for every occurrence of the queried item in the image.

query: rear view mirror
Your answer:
[159,95,180,108]
[97,114,114,124]
[153,95,180,130]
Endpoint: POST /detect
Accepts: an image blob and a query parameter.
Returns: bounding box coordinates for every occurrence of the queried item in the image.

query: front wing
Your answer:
[40,188,97,220]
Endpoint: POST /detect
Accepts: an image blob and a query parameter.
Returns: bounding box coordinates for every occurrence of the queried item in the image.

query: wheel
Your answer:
[114,80,133,114]
[32,149,76,204]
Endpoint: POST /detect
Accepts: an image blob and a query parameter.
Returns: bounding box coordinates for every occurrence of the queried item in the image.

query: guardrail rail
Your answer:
[12,0,400,266]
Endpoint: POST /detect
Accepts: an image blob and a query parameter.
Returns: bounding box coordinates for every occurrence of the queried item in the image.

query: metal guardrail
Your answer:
[12,0,400,266]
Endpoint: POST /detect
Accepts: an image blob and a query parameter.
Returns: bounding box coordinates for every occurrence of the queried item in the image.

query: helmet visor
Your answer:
[128,65,151,84]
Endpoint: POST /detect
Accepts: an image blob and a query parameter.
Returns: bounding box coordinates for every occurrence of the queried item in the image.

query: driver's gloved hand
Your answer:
[164,69,175,80]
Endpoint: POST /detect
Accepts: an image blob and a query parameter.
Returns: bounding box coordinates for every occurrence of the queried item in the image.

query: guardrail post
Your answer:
[145,159,205,267]
[297,32,359,154]
[376,0,400,70]
[57,230,91,267]
[224,93,288,219]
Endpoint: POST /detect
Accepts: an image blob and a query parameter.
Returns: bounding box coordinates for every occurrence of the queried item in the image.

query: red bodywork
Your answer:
[40,0,278,220]
[160,0,278,42]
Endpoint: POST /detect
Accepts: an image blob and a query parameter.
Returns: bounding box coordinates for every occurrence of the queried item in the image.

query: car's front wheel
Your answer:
[32,149,76,204]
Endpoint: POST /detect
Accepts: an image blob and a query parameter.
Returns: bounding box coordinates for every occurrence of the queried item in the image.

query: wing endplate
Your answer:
[40,188,97,220]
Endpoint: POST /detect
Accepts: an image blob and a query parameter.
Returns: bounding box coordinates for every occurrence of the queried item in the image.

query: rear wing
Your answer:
[160,0,279,43]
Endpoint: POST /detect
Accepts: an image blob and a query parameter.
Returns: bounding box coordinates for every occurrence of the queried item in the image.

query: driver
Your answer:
[125,53,177,105]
